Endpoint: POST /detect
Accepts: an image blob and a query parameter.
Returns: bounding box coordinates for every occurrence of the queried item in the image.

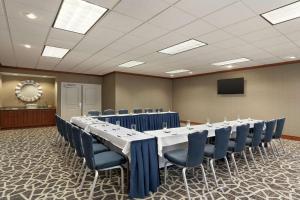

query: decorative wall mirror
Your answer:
[15,80,43,102]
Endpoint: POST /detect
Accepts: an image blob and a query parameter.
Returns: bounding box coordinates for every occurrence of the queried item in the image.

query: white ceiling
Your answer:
[0,0,300,78]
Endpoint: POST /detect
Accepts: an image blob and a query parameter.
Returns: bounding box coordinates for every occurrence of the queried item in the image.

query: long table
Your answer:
[95,112,180,132]
[70,116,160,198]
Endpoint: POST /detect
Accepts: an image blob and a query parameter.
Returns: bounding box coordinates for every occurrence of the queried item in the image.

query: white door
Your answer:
[82,84,102,115]
[61,82,82,121]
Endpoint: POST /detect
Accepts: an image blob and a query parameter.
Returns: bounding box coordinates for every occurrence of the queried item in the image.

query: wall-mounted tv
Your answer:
[217,78,244,94]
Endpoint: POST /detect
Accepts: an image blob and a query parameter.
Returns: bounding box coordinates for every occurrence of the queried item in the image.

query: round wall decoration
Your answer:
[15,80,43,102]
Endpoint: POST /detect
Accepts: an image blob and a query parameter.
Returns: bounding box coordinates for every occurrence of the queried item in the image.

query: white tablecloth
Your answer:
[90,111,177,118]
[70,116,154,156]
[144,119,262,157]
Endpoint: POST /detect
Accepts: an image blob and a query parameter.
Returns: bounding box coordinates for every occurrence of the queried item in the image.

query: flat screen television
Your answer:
[217,78,244,94]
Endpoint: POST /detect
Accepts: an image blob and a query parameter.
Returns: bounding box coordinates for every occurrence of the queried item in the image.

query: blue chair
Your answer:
[144,108,153,113]
[155,108,163,112]
[245,122,265,167]
[133,108,143,114]
[118,109,129,114]
[204,127,232,187]
[261,120,277,160]
[103,109,115,115]
[55,114,64,146]
[272,118,286,154]
[87,110,101,116]
[164,131,209,199]
[228,124,251,175]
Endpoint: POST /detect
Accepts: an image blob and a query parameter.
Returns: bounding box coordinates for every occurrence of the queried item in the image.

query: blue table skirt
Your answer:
[129,138,160,198]
[98,112,180,132]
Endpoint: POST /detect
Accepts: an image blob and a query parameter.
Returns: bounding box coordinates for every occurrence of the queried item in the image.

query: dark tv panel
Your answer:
[217,78,244,94]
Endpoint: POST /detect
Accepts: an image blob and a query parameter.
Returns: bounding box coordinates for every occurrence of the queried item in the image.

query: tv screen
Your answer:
[217,78,244,94]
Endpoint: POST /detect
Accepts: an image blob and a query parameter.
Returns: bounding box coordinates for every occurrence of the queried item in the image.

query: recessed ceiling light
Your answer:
[261,1,300,25]
[26,13,37,19]
[118,61,144,68]
[227,65,233,69]
[53,0,108,34]
[42,46,69,58]
[24,44,31,48]
[285,56,296,59]
[165,69,190,74]
[170,74,174,77]
[159,39,207,55]
[189,71,193,74]
[212,58,250,66]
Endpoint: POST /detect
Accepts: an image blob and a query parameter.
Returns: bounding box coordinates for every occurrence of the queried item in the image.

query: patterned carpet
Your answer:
[0,127,299,200]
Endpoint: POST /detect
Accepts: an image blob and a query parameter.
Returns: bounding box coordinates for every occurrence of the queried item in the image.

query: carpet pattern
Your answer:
[0,127,299,200]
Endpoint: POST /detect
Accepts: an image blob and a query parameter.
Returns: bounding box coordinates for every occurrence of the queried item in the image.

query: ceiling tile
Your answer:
[203,2,256,28]
[175,19,217,38]
[240,27,282,42]
[55,51,90,70]
[252,35,291,49]
[88,0,120,9]
[214,38,249,49]
[285,30,300,42]
[0,29,16,66]
[148,7,196,31]
[241,0,297,14]
[9,0,61,12]
[274,18,300,34]
[47,28,83,49]
[37,56,60,68]
[130,23,168,42]
[196,30,233,44]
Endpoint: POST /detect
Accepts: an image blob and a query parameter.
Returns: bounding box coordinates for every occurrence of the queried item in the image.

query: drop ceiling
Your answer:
[0,0,300,78]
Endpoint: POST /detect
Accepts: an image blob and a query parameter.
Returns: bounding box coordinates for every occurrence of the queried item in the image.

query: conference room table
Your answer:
[94,111,180,132]
[70,116,160,198]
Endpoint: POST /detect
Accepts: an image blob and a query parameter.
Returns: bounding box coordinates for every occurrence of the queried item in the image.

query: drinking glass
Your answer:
[131,124,137,134]
[163,122,168,130]
[116,120,120,130]
[186,120,191,129]
[105,118,110,126]
[206,118,210,125]
[237,114,241,121]
[224,117,227,123]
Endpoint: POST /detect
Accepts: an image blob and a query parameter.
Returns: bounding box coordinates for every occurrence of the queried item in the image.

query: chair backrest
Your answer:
[103,109,115,115]
[81,131,95,170]
[55,114,62,136]
[144,108,153,113]
[155,108,163,112]
[263,120,276,142]
[72,126,84,157]
[87,110,100,116]
[61,119,69,141]
[234,124,250,152]
[118,109,129,114]
[214,127,231,159]
[65,122,75,147]
[186,131,208,167]
[273,118,285,139]
[251,122,264,147]
[133,108,143,114]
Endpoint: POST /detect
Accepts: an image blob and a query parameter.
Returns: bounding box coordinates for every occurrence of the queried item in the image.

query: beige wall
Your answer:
[173,63,300,136]
[1,75,55,107]
[102,73,116,111]
[115,73,173,112]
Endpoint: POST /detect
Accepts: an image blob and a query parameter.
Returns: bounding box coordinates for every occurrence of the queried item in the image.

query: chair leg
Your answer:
[224,157,232,181]
[72,157,79,176]
[257,146,265,164]
[70,150,77,168]
[210,159,219,187]
[242,150,251,171]
[200,164,209,191]
[76,159,86,185]
[273,141,280,157]
[269,142,277,158]
[182,168,191,200]
[79,167,88,191]
[88,170,99,200]
[120,167,124,193]
[164,161,168,184]
[262,143,269,161]
[230,153,239,176]
[279,138,286,153]
[248,147,257,168]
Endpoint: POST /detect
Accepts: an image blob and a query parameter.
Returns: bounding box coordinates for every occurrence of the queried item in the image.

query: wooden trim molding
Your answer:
[282,134,300,141]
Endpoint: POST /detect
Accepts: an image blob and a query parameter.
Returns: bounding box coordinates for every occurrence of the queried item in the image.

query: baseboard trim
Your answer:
[282,135,300,141]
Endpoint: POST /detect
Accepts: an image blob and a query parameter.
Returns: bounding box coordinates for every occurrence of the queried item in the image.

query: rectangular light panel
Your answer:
[261,1,300,25]
[212,58,250,66]
[118,61,144,68]
[159,39,207,55]
[42,46,69,58]
[54,0,108,34]
[165,69,190,74]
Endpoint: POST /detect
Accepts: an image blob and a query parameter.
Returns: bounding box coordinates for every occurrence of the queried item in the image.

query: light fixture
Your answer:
[165,69,191,74]
[227,65,233,69]
[261,1,300,25]
[42,46,69,58]
[118,61,144,68]
[212,58,250,66]
[189,71,193,74]
[53,0,108,34]
[24,44,31,49]
[285,56,296,59]
[26,13,37,19]
[159,39,207,55]
[170,74,174,77]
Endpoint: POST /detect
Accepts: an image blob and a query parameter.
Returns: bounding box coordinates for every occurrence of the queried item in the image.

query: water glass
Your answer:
[116,120,120,130]
[105,118,110,126]
[206,118,210,125]
[224,117,227,123]
[186,120,191,129]
[131,124,137,134]
[162,122,168,130]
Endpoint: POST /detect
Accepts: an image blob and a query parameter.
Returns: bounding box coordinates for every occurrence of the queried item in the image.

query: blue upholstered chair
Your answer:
[103,109,115,115]
[204,127,232,187]
[155,108,163,112]
[55,114,64,147]
[261,120,277,159]
[164,131,209,199]
[71,126,109,185]
[272,118,286,154]
[79,131,126,199]
[228,124,251,175]
[245,122,265,167]
[87,110,101,116]
[133,108,143,114]
[118,109,129,114]
[144,108,153,113]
